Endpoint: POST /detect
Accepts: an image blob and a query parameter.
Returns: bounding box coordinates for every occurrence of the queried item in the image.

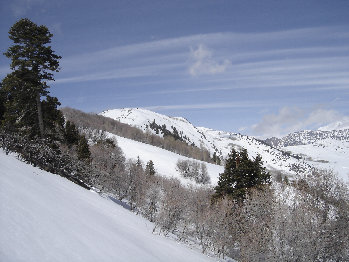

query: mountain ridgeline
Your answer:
[264,129,349,148]
[62,107,214,163]
[101,108,318,177]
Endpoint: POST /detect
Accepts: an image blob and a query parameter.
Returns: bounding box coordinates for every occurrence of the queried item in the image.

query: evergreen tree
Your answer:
[213,148,270,202]
[0,85,5,123]
[64,121,80,145]
[1,18,61,137]
[42,96,64,139]
[136,156,142,168]
[77,135,91,161]
[213,152,217,163]
[145,160,156,176]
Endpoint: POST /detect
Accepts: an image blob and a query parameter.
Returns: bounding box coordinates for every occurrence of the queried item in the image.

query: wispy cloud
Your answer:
[54,26,349,93]
[61,27,346,69]
[55,63,183,84]
[188,44,230,76]
[151,86,233,95]
[252,107,348,138]
[145,101,268,111]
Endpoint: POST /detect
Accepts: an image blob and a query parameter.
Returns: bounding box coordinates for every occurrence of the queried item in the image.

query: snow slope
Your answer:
[101,108,214,151]
[0,150,216,262]
[107,132,223,185]
[101,108,312,177]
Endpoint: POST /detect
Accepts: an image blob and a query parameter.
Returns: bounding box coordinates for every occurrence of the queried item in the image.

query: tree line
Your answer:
[62,107,214,163]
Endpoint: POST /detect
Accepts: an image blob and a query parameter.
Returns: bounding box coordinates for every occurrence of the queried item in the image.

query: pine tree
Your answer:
[77,135,91,161]
[64,121,80,145]
[212,152,217,163]
[213,148,270,202]
[42,96,64,139]
[145,160,156,176]
[0,85,5,123]
[136,156,142,168]
[1,18,61,137]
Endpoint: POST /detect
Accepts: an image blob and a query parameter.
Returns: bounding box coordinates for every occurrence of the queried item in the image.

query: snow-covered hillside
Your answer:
[281,139,349,182]
[0,150,216,262]
[101,108,313,178]
[107,132,223,185]
[101,108,215,151]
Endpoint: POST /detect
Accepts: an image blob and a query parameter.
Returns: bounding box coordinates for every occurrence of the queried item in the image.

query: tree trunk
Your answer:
[36,93,44,137]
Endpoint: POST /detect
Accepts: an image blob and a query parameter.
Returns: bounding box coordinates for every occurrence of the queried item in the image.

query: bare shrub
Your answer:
[176,159,211,184]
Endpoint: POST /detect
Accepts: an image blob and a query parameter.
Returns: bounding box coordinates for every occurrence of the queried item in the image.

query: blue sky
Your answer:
[1,0,349,137]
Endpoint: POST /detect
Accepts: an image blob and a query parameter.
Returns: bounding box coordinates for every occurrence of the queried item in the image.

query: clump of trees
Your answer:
[145,160,156,176]
[176,159,210,184]
[148,119,186,142]
[213,148,271,201]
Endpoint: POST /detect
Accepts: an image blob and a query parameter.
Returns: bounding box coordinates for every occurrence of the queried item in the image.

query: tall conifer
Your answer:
[1,18,61,137]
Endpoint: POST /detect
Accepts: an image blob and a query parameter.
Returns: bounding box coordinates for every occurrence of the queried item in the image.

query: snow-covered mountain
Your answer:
[264,128,349,182]
[264,129,349,148]
[0,150,216,262]
[101,108,313,178]
[101,108,214,150]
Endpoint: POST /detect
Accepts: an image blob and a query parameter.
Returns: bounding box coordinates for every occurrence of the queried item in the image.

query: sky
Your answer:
[1,0,349,138]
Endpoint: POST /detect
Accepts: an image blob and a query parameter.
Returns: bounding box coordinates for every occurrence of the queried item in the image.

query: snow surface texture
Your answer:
[281,138,349,182]
[101,108,313,178]
[106,132,223,185]
[0,150,216,262]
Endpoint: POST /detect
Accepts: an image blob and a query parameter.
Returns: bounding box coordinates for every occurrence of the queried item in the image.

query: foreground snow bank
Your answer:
[0,150,215,262]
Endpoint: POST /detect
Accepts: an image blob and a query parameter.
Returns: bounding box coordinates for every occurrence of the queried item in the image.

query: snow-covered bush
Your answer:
[176,159,210,184]
[0,131,92,189]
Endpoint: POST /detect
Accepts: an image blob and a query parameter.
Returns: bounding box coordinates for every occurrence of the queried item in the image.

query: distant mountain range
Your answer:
[264,129,349,148]
[264,128,349,182]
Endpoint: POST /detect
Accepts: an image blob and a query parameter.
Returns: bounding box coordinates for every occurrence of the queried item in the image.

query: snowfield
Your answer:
[107,132,224,185]
[282,138,349,182]
[0,150,216,262]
